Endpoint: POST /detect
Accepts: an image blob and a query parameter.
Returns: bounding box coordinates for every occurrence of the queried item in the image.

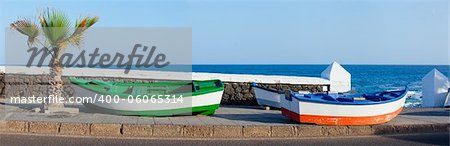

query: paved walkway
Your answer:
[0,103,448,138]
[1,103,448,126]
[1,104,296,125]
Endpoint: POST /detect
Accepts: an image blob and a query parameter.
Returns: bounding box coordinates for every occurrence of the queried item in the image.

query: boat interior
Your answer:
[69,77,223,95]
[289,89,407,104]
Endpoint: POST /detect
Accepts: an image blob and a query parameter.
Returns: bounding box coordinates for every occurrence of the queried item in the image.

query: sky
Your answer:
[0,0,448,65]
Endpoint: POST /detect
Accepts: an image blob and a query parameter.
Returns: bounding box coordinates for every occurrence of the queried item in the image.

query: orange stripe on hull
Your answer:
[281,107,403,126]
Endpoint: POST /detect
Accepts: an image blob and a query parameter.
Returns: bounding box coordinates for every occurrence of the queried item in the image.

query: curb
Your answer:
[0,120,448,138]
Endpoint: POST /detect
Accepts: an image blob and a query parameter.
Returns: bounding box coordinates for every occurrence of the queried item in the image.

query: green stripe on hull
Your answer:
[83,103,220,117]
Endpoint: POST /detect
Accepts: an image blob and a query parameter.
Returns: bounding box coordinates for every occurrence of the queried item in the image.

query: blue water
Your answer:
[192,65,450,107]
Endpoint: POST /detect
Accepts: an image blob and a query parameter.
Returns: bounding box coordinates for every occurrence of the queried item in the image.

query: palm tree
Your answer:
[10,8,98,110]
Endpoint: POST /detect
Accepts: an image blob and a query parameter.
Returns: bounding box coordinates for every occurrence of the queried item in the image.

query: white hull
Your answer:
[283,95,407,117]
[444,89,450,107]
[253,87,283,108]
[72,85,223,111]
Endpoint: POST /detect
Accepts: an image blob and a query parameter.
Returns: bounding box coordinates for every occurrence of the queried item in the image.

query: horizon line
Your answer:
[190,63,450,66]
[0,64,449,66]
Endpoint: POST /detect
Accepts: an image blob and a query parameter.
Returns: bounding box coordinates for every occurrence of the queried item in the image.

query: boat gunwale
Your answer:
[290,89,408,105]
[69,77,224,98]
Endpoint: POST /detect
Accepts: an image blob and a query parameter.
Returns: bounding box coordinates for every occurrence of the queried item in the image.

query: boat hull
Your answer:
[444,88,450,108]
[253,87,283,108]
[72,85,223,116]
[281,91,407,125]
[281,107,403,125]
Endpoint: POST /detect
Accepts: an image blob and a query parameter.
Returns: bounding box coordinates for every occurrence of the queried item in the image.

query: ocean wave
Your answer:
[404,91,422,108]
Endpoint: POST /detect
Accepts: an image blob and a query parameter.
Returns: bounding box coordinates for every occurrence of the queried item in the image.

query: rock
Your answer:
[244,93,253,98]
[224,86,235,94]
[236,93,244,99]
[281,85,289,91]
[232,83,239,89]
[235,87,242,93]
[242,84,249,90]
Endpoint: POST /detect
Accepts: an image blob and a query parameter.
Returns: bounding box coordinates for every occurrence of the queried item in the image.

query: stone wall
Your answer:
[222,82,325,105]
[0,74,327,105]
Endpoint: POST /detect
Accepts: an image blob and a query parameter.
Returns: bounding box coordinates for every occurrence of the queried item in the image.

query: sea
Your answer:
[191,65,450,108]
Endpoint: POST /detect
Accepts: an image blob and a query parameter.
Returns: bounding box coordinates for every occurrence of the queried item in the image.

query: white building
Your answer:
[422,69,450,107]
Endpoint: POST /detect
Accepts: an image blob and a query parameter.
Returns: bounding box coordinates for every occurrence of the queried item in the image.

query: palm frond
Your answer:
[67,16,98,48]
[10,17,39,46]
[73,16,98,34]
[39,8,71,47]
[12,8,99,51]
[66,33,85,48]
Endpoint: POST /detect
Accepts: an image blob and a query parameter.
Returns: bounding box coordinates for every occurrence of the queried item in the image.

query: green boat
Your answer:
[69,77,224,116]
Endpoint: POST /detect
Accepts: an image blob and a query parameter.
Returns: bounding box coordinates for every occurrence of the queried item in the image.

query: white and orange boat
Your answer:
[280,89,407,125]
[253,85,407,125]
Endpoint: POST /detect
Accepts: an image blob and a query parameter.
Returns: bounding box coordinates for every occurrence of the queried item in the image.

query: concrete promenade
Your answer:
[0,103,448,138]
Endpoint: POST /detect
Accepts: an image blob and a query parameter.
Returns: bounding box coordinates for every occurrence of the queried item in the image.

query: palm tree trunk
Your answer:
[43,49,65,110]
